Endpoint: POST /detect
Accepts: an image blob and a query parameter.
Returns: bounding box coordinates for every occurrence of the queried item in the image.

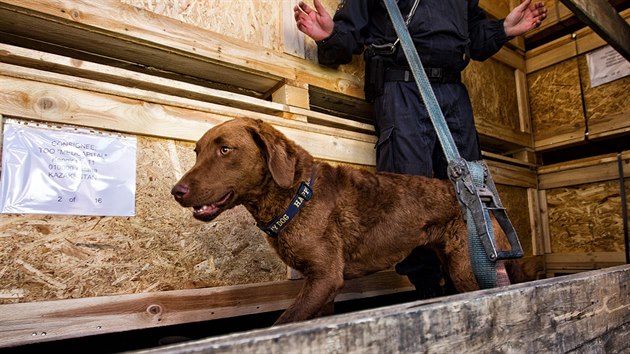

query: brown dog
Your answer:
[171,117,522,325]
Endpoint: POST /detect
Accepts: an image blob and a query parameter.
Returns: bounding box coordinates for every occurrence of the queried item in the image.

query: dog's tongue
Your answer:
[192,192,232,218]
[193,204,220,217]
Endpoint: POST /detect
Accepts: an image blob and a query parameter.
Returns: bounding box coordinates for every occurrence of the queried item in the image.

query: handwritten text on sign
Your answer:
[0,120,137,216]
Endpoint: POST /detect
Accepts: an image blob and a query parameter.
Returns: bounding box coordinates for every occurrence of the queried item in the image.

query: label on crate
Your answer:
[587,45,630,88]
[0,120,137,216]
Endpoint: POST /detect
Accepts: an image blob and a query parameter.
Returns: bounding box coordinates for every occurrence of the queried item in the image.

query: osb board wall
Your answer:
[529,51,630,142]
[495,184,533,257]
[463,58,520,133]
[545,178,629,253]
[528,57,584,140]
[0,130,536,304]
[119,0,282,51]
[577,55,630,123]
[0,135,286,304]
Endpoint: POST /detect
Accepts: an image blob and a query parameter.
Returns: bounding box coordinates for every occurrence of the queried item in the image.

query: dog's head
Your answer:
[171,117,299,222]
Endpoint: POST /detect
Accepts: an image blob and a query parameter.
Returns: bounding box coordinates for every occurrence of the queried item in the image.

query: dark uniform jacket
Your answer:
[317,0,512,72]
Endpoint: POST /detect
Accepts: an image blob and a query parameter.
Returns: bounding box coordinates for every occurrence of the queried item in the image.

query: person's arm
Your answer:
[295,0,373,68]
[467,0,547,62]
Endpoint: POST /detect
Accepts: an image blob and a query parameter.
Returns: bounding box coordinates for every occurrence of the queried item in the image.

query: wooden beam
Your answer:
[526,9,630,74]
[538,190,552,254]
[0,73,377,166]
[546,252,627,271]
[0,0,364,99]
[527,188,544,256]
[560,0,630,61]
[538,151,630,189]
[485,160,537,188]
[0,271,412,348]
[514,69,531,134]
[116,266,630,354]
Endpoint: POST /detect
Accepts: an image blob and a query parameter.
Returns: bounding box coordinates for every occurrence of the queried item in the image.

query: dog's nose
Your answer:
[171,183,189,200]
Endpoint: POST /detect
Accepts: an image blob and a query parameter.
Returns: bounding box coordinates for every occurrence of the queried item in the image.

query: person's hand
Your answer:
[504,0,548,37]
[294,0,334,41]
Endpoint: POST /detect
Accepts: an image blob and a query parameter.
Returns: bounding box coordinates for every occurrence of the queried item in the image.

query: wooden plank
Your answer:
[121,265,630,354]
[560,0,630,61]
[538,151,630,189]
[546,252,627,271]
[0,270,412,348]
[539,159,626,189]
[493,46,526,72]
[481,151,537,168]
[538,189,552,254]
[0,0,365,99]
[528,188,544,256]
[486,160,537,188]
[0,43,376,134]
[538,151,630,174]
[476,121,532,149]
[271,83,310,110]
[514,69,531,134]
[0,74,377,166]
[526,9,630,73]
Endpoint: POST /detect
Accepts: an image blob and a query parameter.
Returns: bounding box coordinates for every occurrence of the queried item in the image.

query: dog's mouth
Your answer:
[192,191,234,221]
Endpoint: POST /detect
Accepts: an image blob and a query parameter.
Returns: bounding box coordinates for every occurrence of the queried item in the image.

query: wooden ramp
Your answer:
[131,265,630,354]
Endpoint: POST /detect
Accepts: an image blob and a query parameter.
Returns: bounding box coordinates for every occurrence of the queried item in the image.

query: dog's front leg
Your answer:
[274,273,344,325]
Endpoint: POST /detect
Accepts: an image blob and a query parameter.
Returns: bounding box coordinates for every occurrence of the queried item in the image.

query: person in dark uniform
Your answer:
[294,0,547,299]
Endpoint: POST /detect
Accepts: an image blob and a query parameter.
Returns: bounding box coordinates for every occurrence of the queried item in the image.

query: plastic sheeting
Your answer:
[0,119,137,216]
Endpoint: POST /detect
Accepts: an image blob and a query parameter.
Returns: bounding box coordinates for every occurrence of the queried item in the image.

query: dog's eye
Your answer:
[220,146,232,155]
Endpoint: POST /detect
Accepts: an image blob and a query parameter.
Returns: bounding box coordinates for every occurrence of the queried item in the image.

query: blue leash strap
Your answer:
[383,0,523,288]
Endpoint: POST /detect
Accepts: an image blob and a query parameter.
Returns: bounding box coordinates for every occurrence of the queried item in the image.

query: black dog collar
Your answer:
[259,171,315,238]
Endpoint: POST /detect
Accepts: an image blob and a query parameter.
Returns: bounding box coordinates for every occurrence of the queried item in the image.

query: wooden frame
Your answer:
[0,0,533,153]
[0,43,540,350]
[526,9,630,151]
[526,9,630,74]
[560,0,630,61]
[121,265,630,354]
[538,152,630,274]
[1,1,626,350]
[0,271,411,348]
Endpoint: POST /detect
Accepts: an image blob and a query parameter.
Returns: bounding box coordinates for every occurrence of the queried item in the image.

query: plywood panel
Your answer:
[0,135,286,304]
[578,54,630,123]
[546,179,627,253]
[120,0,282,51]
[528,58,585,143]
[464,58,520,133]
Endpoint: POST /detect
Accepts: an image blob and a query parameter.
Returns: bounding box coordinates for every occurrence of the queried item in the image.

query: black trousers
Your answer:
[373,80,481,298]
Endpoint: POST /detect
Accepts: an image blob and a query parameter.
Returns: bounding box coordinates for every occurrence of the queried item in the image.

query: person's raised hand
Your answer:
[504,0,548,37]
[294,0,334,41]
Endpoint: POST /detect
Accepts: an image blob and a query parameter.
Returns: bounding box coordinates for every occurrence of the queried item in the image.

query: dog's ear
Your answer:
[249,122,296,189]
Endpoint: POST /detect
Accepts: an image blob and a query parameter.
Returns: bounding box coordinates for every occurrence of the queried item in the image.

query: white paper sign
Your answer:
[0,120,137,216]
[587,45,630,88]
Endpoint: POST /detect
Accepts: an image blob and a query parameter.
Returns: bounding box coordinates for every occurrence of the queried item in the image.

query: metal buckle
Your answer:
[448,158,524,261]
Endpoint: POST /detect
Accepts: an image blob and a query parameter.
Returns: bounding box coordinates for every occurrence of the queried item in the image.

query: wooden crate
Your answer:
[538,152,630,275]
[0,0,600,349]
[0,62,540,348]
[527,9,630,151]
[0,0,534,154]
